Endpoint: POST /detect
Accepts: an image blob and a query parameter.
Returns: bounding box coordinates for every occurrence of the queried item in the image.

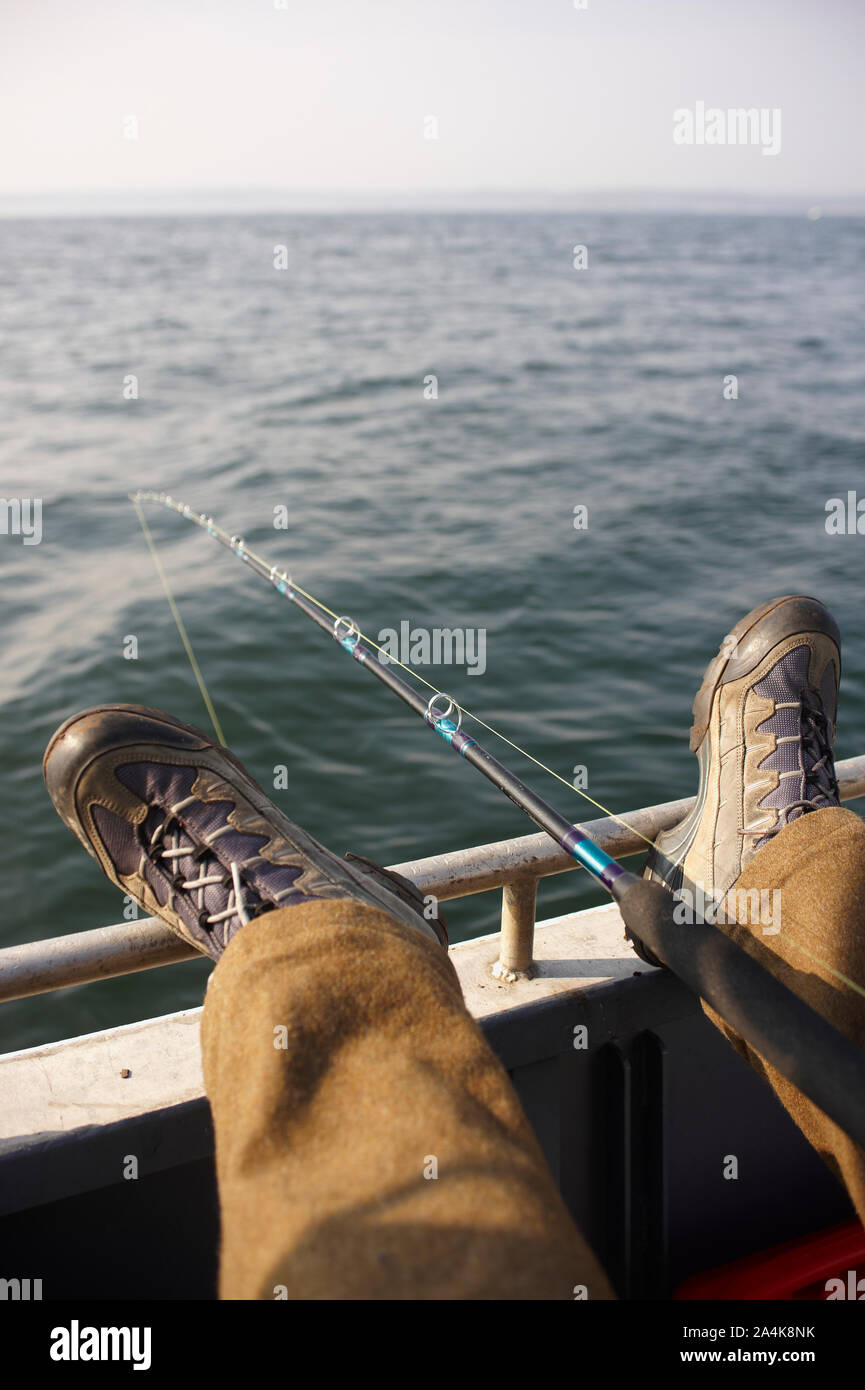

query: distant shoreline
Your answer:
[2,189,865,220]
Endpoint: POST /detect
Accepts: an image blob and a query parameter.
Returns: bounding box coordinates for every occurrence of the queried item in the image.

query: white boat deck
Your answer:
[0,900,642,1157]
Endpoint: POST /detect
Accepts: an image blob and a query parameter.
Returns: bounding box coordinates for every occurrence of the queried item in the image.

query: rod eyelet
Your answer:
[427,692,462,732]
[270,566,292,591]
[333,616,360,649]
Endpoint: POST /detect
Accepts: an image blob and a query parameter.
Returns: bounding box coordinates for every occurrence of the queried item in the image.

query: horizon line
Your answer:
[3,187,865,220]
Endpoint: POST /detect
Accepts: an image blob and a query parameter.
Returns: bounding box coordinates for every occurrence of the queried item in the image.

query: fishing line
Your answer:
[132,496,228,747]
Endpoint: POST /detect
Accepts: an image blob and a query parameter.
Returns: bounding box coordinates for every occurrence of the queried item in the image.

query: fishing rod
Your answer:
[132,489,865,1151]
[131,491,629,893]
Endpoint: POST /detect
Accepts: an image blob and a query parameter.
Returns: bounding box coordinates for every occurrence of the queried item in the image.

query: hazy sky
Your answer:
[2,0,864,204]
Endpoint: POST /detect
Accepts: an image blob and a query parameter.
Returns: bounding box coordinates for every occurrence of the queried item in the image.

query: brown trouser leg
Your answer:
[704,806,865,1225]
[202,807,865,1298]
[201,898,615,1300]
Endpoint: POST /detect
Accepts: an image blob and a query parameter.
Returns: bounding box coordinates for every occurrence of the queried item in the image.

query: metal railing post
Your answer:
[493,876,538,981]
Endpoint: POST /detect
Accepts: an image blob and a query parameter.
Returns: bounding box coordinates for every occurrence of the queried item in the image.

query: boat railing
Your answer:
[2,753,864,1003]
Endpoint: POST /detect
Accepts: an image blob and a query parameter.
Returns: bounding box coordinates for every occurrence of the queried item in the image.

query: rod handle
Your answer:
[611,872,865,1151]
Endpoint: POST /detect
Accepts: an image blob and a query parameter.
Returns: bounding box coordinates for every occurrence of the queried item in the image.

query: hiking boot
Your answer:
[634,596,841,964]
[43,704,448,961]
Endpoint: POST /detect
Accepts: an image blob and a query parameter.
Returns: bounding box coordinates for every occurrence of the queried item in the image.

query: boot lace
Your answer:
[740,688,839,843]
[138,793,269,931]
